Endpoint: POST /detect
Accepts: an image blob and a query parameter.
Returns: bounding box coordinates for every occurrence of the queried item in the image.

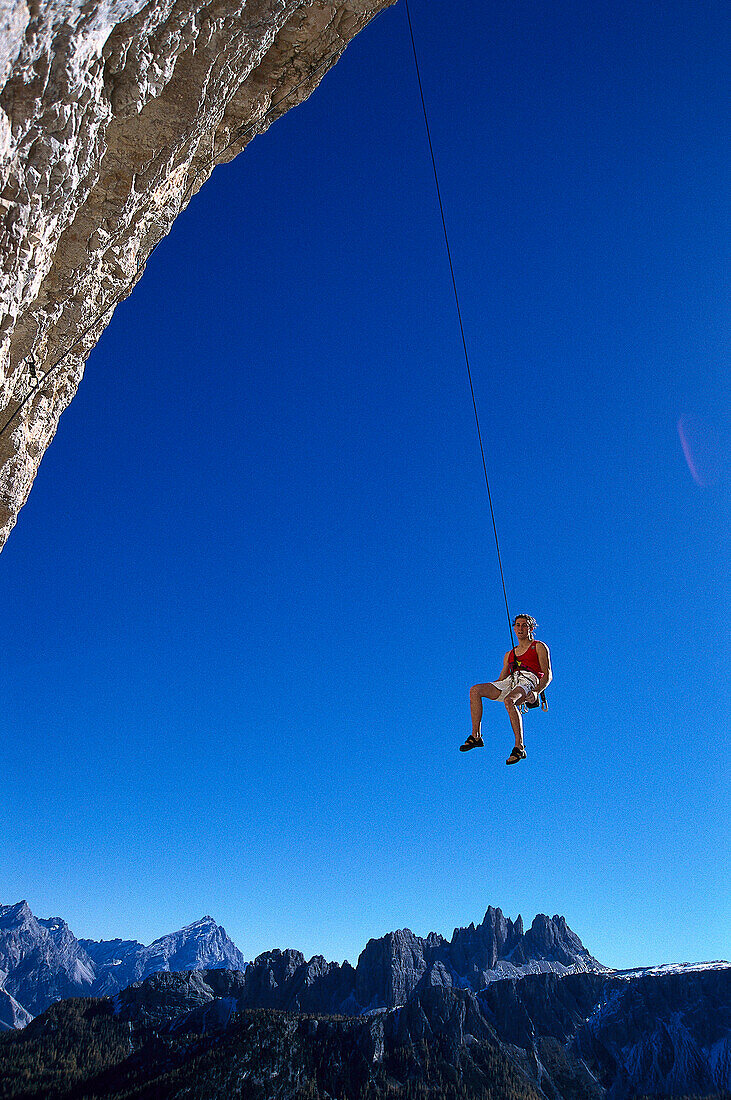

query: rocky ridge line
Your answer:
[0,898,607,1028]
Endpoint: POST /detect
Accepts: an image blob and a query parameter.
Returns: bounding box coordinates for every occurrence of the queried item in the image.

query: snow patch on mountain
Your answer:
[610,960,730,979]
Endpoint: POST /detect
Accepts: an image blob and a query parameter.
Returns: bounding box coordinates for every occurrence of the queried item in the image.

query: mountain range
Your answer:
[1,961,729,1099]
[0,901,246,1025]
[1,899,728,1099]
[0,899,604,1029]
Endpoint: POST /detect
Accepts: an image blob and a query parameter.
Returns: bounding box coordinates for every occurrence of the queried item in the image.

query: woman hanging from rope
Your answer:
[460,614,552,764]
[405,4,552,762]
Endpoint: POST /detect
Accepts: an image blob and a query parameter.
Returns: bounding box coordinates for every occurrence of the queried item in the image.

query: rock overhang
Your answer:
[0,0,397,549]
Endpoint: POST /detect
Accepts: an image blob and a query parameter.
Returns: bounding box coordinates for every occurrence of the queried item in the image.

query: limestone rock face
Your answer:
[0,901,95,1017]
[355,927,434,1010]
[0,0,395,549]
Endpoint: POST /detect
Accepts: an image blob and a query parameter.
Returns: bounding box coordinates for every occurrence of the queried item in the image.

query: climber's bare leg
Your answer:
[469,683,501,739]
[504,686,529,749]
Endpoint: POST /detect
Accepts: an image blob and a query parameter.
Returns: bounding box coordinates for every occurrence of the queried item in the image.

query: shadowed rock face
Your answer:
[112,966,731,1098]
[572,969,731,1099]
[3,966,727,1100]
[0,0,396,549]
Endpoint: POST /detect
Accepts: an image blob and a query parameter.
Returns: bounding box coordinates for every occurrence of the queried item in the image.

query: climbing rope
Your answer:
[0,41,348,443]
[404,0,515,650]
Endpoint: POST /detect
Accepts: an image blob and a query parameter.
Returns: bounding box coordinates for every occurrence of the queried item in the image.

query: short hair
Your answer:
[513,613,537,635]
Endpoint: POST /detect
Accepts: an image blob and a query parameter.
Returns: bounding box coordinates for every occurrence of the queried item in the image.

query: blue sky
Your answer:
[3,0,729,970]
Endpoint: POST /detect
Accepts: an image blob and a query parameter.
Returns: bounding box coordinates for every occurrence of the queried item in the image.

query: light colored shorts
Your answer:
[489,670,540,701]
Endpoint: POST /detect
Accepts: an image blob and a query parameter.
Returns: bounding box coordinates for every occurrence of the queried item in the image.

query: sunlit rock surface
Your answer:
[0,901,245,1020]
[0,0,395,548]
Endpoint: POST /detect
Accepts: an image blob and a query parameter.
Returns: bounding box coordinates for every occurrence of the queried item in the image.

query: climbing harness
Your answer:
[405,0,547,716]
[522,690,548,712]
[509,647,549,712]
[510,655,545,717]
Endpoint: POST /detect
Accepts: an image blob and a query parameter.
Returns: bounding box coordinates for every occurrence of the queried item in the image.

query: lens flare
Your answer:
[677,415,721,488]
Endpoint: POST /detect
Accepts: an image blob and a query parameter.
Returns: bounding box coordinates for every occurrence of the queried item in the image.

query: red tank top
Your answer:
[511,641,542,679]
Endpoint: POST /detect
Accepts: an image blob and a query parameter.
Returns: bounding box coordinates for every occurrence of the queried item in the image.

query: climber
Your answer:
[459,614,551,764]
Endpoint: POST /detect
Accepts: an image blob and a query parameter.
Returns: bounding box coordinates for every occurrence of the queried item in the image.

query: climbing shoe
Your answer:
[460,733,484,752]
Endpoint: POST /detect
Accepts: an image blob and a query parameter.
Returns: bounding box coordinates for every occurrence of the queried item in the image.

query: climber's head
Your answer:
[513,614,537,640]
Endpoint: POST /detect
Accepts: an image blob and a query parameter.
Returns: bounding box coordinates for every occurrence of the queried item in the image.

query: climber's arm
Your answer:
[535,642,552,695]
[498,651,512,681]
